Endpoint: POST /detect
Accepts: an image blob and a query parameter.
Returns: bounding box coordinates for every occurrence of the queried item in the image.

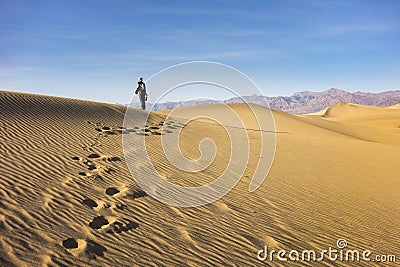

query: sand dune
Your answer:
[299,102,400,145]
[0,90,399,266]
[386,103,400,109]
[303,108,328,116]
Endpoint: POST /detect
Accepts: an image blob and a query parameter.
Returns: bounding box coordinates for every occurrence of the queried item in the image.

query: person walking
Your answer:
[135,77,147,110]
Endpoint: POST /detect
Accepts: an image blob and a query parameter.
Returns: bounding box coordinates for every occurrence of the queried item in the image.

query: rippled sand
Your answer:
[0,90,399,266]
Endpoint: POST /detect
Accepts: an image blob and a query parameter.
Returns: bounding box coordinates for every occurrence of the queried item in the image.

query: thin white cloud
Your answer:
[124,47,291,62]
[0,67,37,77]
[322,24,394,36]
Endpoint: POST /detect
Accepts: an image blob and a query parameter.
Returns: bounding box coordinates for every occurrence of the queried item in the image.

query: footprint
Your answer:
[88,165,97,170]
[82,198,98,209]
[88,216,109,229]
[71,156,80,161]
[88,153,101,159]
[102,126,111,131]
[79,172,87,176]
[85,240,107,258]
[149,126,159,130]
[107,219,139,234]
[62,238,107,258]
[106,187,120,196]
[129,189,147,199]
[107,156,121,162]
[105,167,116,174]
[62,238,78,249]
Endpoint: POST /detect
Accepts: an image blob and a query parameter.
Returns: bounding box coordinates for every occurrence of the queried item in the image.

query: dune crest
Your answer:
[323,102,383,117]
[386,103,400,109]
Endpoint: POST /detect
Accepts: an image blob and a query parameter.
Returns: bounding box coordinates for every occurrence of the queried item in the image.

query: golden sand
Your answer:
[0,91,399,266]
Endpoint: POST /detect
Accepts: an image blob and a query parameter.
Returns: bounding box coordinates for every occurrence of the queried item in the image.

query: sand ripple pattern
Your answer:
[1,90,399,266]
[123,62,276,207]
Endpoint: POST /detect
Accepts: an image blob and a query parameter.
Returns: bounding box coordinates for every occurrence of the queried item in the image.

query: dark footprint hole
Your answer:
[102,126,111,130]
[130,190,147,199]
[62,238,78,249]
[83,198,98,208]
[149,126,159,130]
[110,220,139,234]
[152,132,162,135]
[88,165,97,170]
[89,216,109,229]
[79,172,87,176]
[125,220,139,230]
[71,156,80,161]
[88,153,101,159]
[86,239,107,257]
[108,156,121,162]
[106,187,120,196]
[95,128,102,132]
[105,167,116,174]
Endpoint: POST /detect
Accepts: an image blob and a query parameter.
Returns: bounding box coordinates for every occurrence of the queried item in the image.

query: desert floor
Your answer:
[0,90,399,266]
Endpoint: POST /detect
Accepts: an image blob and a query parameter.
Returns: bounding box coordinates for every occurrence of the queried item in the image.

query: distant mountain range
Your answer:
[127,88,400,114]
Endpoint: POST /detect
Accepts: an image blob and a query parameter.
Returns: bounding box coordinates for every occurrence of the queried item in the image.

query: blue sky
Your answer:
[0,0,399,103]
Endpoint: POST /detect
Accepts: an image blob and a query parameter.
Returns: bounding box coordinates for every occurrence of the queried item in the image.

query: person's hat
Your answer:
[138,77,143,81]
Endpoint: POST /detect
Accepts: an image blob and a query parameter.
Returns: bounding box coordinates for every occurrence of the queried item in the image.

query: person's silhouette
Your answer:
[135,77,147,110]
